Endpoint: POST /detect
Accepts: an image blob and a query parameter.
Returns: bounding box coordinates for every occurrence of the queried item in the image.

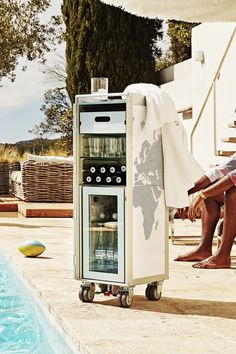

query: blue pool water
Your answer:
[0,251,77,354]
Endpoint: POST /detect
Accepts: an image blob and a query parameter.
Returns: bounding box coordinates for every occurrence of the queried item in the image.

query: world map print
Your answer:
[133,138,163,240]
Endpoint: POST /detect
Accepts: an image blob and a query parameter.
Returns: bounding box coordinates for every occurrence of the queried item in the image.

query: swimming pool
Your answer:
[0,251,78,354]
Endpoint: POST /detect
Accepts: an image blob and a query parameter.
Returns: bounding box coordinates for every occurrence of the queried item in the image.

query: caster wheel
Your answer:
[111,285,120,296]
[145,285,161,301]
[79,287,95,302]
[117,291,122,306]
[117,292,133,308]
[98,283,108,293]
[83,288,95,302]
[121,293,133,308]
[79,288,84,302]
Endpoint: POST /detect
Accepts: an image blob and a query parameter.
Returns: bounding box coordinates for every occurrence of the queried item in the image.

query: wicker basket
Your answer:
[9,161,21,193]
[11,161,73,202]
[0,162,10,194]
[9,161,21,173]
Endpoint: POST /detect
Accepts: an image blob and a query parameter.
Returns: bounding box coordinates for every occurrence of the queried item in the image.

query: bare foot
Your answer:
[174,248,212,262]
[192,255,231,269]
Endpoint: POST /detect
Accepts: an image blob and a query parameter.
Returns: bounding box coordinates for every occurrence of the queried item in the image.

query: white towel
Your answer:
[124,83,204,208]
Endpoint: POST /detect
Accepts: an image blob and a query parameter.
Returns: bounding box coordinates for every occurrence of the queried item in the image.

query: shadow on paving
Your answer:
[97,295,236,319]
[22,256,53,259]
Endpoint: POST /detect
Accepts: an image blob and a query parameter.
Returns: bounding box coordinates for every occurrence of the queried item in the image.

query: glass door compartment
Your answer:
[82,186,125,283]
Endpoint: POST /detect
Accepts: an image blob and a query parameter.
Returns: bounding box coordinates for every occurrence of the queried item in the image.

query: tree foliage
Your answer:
[29,88,73,154]
[41,54,67,86]
[62,0,163,102]
[0,0,62,81]
[30,51,72,155]
[167,20,199,64]
[2,139,59,157]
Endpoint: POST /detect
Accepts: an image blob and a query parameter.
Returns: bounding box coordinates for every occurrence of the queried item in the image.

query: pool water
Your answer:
[0,252,77,354]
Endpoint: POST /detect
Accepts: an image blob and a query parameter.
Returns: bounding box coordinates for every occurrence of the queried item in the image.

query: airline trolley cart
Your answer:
[73,92,169,308]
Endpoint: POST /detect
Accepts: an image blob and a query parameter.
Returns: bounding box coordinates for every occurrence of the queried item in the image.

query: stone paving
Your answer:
[0,217,236,354]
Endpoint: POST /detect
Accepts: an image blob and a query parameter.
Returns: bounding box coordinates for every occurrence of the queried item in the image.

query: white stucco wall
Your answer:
[161,23,236,172]
[191,23,236,170]
[160,59,192,113]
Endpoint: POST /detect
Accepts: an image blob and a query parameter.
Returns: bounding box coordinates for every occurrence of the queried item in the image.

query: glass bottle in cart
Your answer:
[111,211,118,269]
[106,232,118,273]
[106,212,118,272]
[94,223,106,271]
[113,232,118,269]
[106,234,114,269]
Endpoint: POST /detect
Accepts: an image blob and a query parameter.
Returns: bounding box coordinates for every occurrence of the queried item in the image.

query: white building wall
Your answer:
[214,40,236,151]
[161,59,192,113]
[192,23,236,170]
[161,23,236,172]
[192,93,215,170]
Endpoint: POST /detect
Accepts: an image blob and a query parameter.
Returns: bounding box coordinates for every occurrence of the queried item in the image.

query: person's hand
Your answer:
[177,207,189,220]
[188,195,204,222]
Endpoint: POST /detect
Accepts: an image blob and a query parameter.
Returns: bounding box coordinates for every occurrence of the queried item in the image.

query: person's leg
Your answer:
[193,187,236,268]
[175,193,224,262]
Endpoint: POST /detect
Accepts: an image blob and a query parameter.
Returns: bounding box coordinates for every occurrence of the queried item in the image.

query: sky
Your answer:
[0,0,64,144]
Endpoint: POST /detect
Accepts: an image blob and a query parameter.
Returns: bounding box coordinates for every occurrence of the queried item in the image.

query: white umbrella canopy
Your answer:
[101,0,236,22]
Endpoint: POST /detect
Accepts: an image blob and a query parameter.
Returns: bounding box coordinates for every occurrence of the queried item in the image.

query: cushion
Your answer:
[27,154,73,164]
[11,171,22,183]
[18,240,46,257]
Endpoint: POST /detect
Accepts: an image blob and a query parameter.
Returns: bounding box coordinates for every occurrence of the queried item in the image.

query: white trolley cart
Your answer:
[73,93,169,307]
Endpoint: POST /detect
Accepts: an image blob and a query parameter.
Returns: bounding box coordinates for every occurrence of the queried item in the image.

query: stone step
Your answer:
[0,195,73,218]
[0,203,18,212]
[217,150,235,157]
[228,122,236,128]
[0,195,19,212]
[18,203,73,218]
[221,137,236,143]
